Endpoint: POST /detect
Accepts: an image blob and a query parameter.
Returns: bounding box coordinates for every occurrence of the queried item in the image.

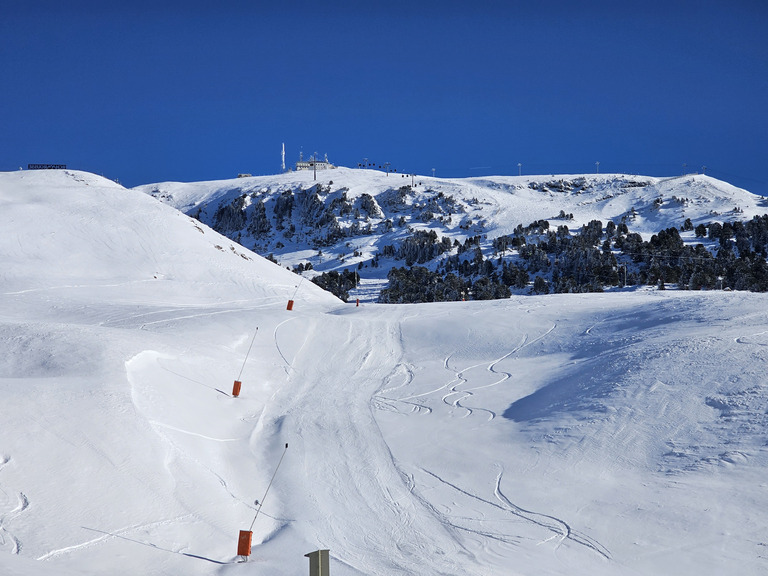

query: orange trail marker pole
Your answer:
[233,327,258,397]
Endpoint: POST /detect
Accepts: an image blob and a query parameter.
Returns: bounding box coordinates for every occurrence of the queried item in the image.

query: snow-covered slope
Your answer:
[1,169,767,576]
[1,169,337,307]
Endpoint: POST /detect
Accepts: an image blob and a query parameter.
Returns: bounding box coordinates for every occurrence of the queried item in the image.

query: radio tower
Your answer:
[281,143,286,172]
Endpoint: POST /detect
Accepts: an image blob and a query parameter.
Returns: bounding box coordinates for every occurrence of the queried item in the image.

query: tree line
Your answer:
[364,214,768,303]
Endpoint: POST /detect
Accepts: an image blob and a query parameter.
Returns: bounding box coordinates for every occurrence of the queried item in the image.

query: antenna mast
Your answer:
[281,143,285,172]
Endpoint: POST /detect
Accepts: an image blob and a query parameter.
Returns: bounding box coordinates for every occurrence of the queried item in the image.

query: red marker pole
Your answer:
[233,328,258,397]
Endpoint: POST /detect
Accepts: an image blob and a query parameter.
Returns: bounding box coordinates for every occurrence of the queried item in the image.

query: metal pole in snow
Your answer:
[237,327,259,381]
[249,443,289,531]
[291,277,304,300]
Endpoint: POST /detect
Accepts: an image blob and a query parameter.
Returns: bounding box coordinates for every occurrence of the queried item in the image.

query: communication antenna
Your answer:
[595,161,600,174]
[518,162,522,176]
[432,168,435,178]
[281,143,285,172]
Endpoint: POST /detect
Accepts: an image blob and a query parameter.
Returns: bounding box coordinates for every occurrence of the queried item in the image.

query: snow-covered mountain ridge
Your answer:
[136,168,768,299]
[138,168,763,238]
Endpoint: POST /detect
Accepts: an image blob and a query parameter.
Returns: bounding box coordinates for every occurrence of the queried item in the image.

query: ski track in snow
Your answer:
[273,317,300,374]
[493,470,611,560]
[403,467,521,549]
[368,319,614,568]
[440,332,534,419]
[584,320,604,335]
[137,305,276,330]
[372,363,433,415]
[265,316,481,575]
[36,514,198,561]
[0,455,9,499]
[148,420,255,518]
[416,467,610,561]
[735,330,768,346]
[148,421,241,442]
[92,300,284,330]
[379,323,557,421]
[0,456,27,556]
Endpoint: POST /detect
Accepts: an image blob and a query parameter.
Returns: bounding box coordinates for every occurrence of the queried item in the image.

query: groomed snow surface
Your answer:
[1,170,766,575]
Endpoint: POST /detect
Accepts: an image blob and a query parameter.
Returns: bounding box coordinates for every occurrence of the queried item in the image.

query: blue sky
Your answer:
[2,0,767,192]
